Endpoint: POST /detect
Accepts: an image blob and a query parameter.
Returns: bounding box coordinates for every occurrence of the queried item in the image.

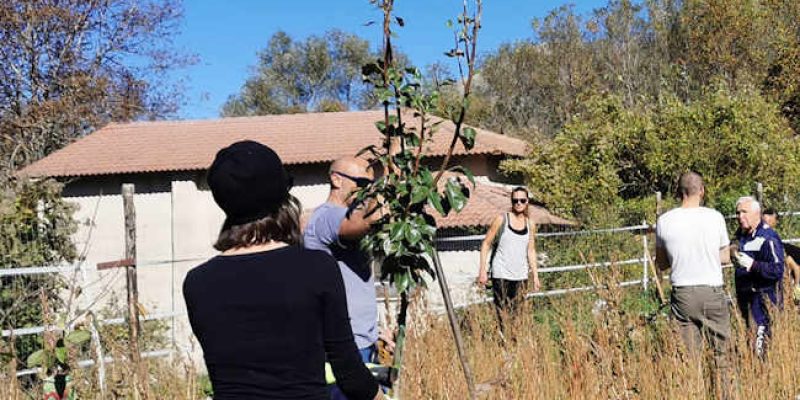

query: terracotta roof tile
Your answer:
[18,110,529,178]
[431,180,575,229]
[300,180,573,230]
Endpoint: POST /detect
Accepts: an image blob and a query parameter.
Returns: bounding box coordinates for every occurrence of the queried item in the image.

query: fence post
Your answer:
[73,230,108,394]
[87,313,106,397]
[641,219,649,292]
[122,184,146,399]
[755,182,764,204]
[656,191,662,216]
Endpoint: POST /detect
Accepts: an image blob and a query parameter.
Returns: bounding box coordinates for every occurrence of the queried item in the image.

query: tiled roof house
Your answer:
[21,110,572,360]
[21,110,571,228]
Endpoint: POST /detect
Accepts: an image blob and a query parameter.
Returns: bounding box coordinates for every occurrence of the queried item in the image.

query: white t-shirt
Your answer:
[656,207,730,287]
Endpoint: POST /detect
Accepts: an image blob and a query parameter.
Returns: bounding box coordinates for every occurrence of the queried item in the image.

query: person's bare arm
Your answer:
[787,255,800,285]
[719,245,731,265]
[527,221,540,291]
[478,215,504,286]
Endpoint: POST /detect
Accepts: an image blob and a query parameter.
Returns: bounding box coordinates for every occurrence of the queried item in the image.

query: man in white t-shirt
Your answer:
[655,172,731,396]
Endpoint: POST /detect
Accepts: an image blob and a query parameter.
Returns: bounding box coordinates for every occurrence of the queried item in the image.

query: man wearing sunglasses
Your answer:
[304,156,384,400]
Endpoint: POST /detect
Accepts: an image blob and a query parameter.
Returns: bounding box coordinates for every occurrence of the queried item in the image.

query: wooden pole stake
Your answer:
[644,248,667,306]
[122,184,147,399]
[431,249,477,400]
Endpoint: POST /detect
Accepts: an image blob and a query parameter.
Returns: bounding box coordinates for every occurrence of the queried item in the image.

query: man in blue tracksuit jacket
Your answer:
[733,196,784,357]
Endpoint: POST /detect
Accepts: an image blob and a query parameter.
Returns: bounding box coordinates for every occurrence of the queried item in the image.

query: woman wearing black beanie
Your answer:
[183,140,381,400]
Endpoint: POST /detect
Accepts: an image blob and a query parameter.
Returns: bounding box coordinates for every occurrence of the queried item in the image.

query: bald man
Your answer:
[304,157,383,400]
[655,172,731,395]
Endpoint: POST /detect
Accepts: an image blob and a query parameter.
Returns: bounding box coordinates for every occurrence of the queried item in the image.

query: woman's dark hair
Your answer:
[511,186,529,197]
[763,207,779,219]
[214,194,302,251]
[509,186,530,216]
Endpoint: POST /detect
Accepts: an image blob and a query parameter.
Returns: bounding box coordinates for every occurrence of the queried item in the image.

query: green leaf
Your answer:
[65,329,91,345]
[394,272,410,294]
[404,225,422,245]
[420,220,437,237]
[406,132,420,147]
[375,87,393,103]
[375,120,386,133]
[394,241,407,257]
[27,349,45,367]
[423,241,436,259]
[427,191,445,215]
[382,237,394,256]
[419,169,434,186]
[396,182,409,197]
[445,180,468,212]
[448,166,475,186]
[389,223,405,242]
[410,185,429,204]
[55,347,67,364]
[460,127,477,150]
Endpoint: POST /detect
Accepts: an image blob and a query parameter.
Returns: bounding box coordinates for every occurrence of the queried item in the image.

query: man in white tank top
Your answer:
[655,172,731,397]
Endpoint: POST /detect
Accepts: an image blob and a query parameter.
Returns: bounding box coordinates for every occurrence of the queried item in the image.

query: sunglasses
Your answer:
[332,171,373,188]
[512,198,529,205]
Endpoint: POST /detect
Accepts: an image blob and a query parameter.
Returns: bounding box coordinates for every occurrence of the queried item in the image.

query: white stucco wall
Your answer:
[62,168,494,366]
[426,251,483,311]
[63,173,332,362]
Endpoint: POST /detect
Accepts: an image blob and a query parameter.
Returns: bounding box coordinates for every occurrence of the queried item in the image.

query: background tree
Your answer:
[590,0,658,106]
[0,0,191,373]
[759,0,800,132]
[0,0,192,178]
[473,5,598,139]
[458,0,800,228]
[470,2,662,139]
[503,89,800,225]
[222,30,380,116]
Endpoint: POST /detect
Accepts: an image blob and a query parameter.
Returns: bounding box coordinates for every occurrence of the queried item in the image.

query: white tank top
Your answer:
[491,213,530,281]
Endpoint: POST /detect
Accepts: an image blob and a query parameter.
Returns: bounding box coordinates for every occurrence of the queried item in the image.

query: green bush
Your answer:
[504,88,800,225]
[0,179,77,366]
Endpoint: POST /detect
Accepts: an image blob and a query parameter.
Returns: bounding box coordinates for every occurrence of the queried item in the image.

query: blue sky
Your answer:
[174,1,606,120]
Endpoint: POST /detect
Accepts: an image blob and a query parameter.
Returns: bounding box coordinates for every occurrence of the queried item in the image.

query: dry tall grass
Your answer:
[2,277,798,399]
[0,341,206,399]
[400,276,800,400]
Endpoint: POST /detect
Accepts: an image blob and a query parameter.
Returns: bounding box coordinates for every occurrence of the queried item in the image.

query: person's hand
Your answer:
[477,270,488,287]
[378,328,395,353]
[733,251,755,271]
[532,275,541,292]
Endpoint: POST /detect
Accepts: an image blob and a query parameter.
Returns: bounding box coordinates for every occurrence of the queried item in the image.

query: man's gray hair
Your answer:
[736,196,761,212]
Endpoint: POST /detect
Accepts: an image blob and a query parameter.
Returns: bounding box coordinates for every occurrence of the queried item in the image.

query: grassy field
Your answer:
[399,276,800,400]
[2,271,798,399]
